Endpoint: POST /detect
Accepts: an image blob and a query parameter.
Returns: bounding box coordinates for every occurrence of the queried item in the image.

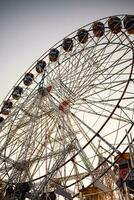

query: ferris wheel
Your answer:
[0,14,134,200]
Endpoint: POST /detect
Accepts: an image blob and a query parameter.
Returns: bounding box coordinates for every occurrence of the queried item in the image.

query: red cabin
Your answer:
[115,152,134,193]
[115,152,130,179]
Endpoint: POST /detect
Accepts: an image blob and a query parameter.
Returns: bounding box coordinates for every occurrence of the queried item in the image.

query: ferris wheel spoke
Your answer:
[93,43,131,74]
[71,112,120,153]
[27,119,70,178]
[71,106,129,124]
[60,114,110,183]
[90,38,128,68]
[36,144,74,192]
[2,108,55,157]
[72,52,131,99]
[59,53,92,90]
[61,56,131,97]
[73,77,126,102]
[80,70,130,102]
[57,39,112,86]
[81,98,134,116]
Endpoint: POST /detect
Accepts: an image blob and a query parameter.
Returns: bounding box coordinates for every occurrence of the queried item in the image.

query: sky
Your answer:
[0,0,134,103]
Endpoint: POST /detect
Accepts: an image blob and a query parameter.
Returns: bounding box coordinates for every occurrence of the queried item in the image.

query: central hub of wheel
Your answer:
[58,100,70,112]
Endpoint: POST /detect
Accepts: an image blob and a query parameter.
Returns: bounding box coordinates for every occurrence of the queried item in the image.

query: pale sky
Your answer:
[0,0,134,103]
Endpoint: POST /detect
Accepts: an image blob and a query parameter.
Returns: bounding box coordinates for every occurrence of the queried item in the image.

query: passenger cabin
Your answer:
[23,73,34,86]
[108,16,122,34]
[92,22,105,37]
[1,100,13,115]
[124,15,134,34]
[36,60,46,73]
[49,49,59,62]
[62,38,73,52]
[12,86,23,100]
[77,29,88,43]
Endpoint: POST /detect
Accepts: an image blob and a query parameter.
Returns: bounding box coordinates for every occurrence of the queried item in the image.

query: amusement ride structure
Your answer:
[0,14,134,200]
